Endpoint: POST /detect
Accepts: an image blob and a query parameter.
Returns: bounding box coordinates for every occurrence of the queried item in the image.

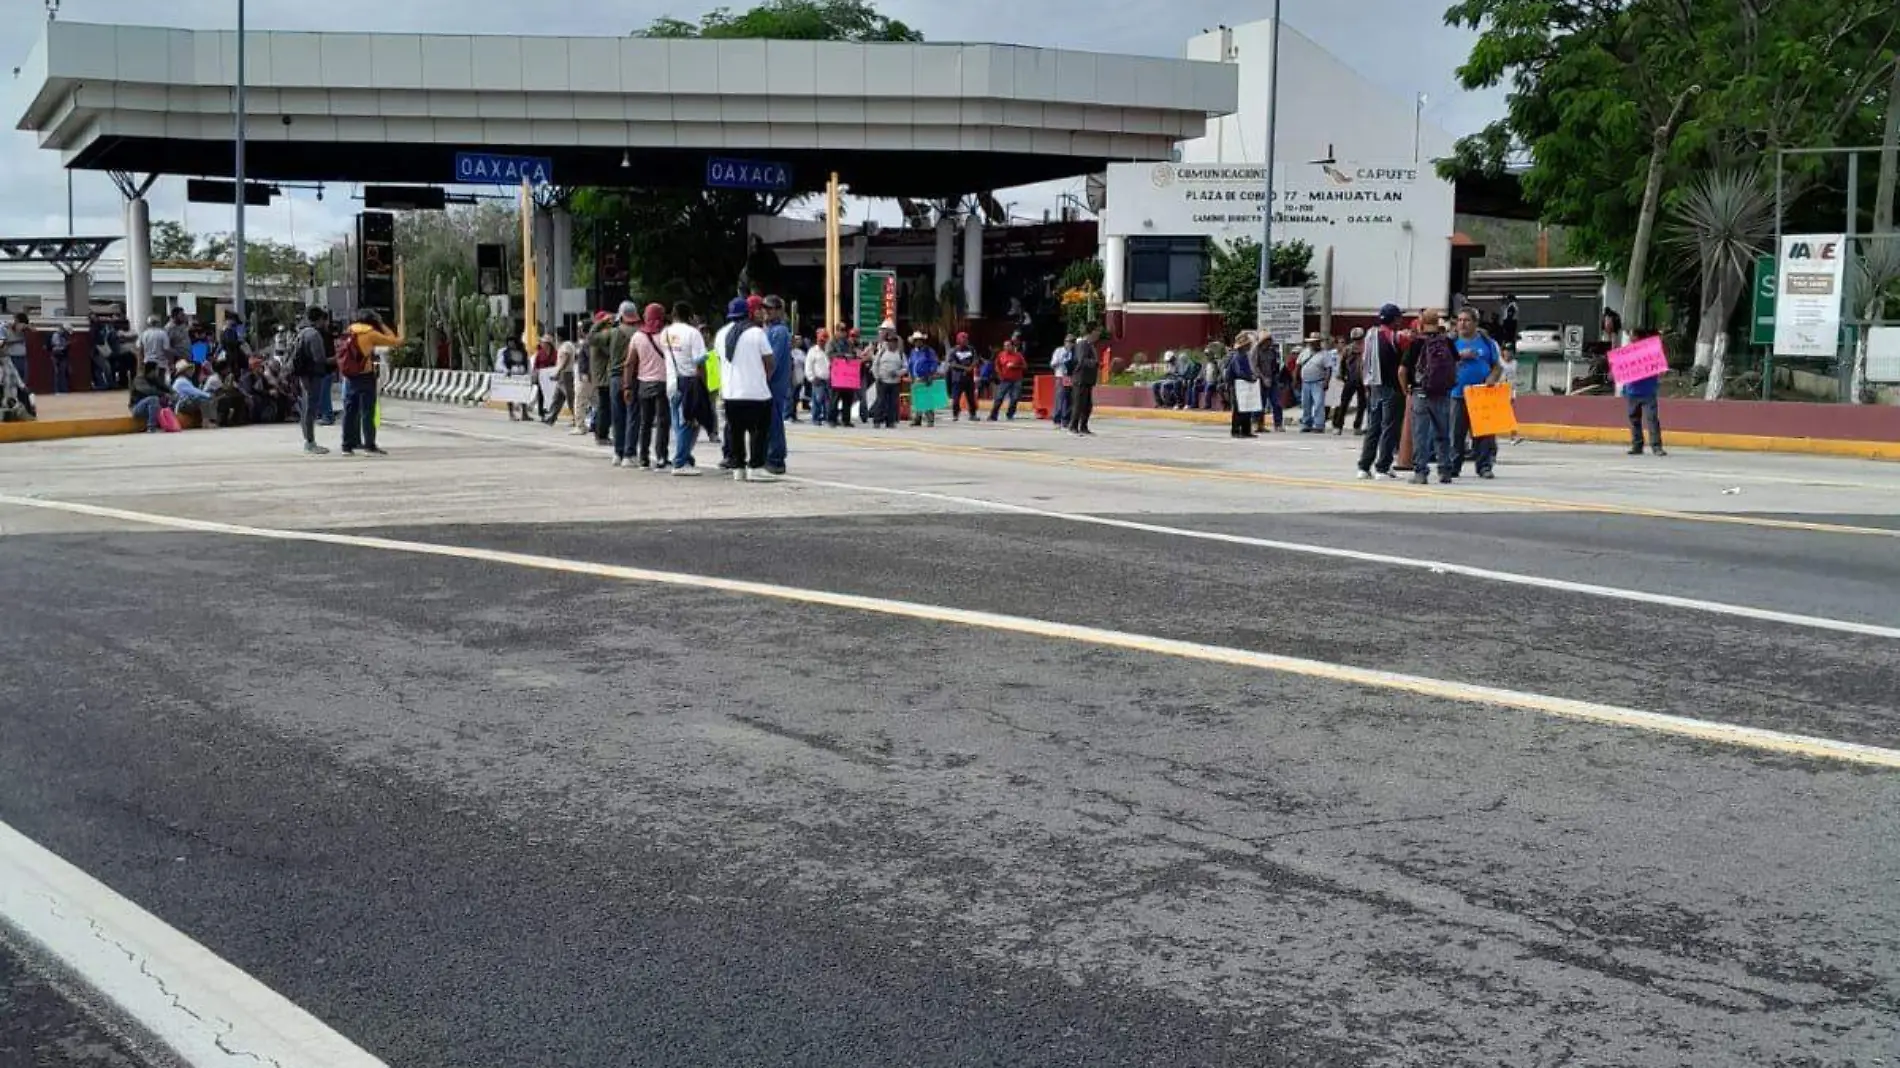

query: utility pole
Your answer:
[1256,0,1282,293]
[233,0,248,320]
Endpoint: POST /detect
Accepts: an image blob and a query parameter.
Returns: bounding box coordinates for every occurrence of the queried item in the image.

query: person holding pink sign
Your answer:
[1618,330,1668,456]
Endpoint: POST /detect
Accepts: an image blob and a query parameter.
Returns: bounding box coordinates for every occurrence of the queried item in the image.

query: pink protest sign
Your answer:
[830,357,863,390]
[1608,335,1668,387]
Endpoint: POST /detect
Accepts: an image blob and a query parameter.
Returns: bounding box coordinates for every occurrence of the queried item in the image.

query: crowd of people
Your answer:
[36,289,1670,483]
[491,297,1076,480]
[1135,301,1668,481]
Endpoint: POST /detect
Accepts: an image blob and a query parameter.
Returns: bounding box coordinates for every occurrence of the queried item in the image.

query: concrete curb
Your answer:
[1090,405,1900,461]
[0,415,145,443]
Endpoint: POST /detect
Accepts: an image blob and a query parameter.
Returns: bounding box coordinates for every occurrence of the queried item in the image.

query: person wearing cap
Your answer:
[870,329,907,428]
[1355,303,1408,479]
[905,331,941,427]
[1397,308,1458,484]
[712,297,757,468]
[760,294,794,474]
[716,294,777,481]
[805,329,832,431]
[585,311,617,444]
[1295,332,1335,433]
[662,302,711,475]
[607,301,643,467]
[621,303,674,470]
[945,331,979,421]
[825,327,858,427]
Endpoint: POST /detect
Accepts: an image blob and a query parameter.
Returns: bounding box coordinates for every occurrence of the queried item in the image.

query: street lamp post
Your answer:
[1256,0,1282,293]
[233,0,247,320]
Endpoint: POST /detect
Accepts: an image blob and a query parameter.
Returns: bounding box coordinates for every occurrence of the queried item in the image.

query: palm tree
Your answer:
[1666,168,1774,400]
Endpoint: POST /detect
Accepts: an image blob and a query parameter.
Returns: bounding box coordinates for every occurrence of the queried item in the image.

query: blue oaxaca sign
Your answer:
[454,152,555,186]
[706,157,794,193]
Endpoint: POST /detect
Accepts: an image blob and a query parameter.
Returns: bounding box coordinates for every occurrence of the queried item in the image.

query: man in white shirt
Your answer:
[137,315,170,368]
[717,296,776,482]
[805,331,832,430]
[1049,336,1075,427]
[661,301,710,476]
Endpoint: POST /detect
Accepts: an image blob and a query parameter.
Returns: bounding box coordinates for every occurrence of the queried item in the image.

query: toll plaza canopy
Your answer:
[14,22,1238,198]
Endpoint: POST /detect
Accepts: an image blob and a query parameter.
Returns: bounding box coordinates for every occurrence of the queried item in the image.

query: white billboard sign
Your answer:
[1256,287,1305,343]
[1772,234,1846,358]
[1102,161,1453,313]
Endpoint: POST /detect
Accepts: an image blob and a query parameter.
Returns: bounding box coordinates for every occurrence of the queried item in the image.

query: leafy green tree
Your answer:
[149,219,196,262]
[1441,0,1896,334]
[644,0,921,41]
[1203,238,1313,337]
[571,1,921,313]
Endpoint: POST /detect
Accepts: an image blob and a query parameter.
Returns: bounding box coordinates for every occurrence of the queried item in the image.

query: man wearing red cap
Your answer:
[624,303,672,470]
[945,331,979,422]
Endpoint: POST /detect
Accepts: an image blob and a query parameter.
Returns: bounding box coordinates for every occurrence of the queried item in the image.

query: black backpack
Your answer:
[1415,333,1458,396]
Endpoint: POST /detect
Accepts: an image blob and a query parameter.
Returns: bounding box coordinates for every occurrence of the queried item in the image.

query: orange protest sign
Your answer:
[1463,382,1518,438]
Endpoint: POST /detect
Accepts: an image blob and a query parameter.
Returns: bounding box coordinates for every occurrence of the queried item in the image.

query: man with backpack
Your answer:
[1398,309,1458,484]
[290,306,334,455]
[338,309,401,456]
[1448,306,1504,480]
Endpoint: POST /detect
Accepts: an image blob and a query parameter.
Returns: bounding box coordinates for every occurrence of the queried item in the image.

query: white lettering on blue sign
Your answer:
[453,153,555,187]
[706,158,793,192]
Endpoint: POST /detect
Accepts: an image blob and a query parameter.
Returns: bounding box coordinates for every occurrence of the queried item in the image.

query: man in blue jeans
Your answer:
[1623,333,1667,456]
[1446,307,1503,479]
[1399,310,1457,484]
[762,295,793,475]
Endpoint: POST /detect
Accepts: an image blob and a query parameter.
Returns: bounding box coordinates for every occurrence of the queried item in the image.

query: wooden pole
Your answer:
[520,178,538,346]
[825,172,841,333]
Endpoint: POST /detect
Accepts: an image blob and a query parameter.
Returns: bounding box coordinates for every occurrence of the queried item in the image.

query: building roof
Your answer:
[16,22,1238,198]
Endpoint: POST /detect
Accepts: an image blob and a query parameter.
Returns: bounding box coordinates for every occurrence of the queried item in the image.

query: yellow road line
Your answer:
[2,491,1895,770]
[816,432,1900,538]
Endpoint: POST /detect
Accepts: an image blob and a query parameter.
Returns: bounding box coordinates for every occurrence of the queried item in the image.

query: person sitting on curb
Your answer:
[129,358,174,431]
[170,360,219,426]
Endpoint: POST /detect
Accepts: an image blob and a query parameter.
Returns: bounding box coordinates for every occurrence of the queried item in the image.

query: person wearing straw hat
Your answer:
[1295,332,1335,432]
[906,330,941,427]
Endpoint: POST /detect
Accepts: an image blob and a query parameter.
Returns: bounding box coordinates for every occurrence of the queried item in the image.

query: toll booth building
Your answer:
[14,21,1237,325]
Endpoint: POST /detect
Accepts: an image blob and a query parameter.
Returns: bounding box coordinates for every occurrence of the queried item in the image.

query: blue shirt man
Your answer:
[762,295,793,472]
[1451,333,1500,398]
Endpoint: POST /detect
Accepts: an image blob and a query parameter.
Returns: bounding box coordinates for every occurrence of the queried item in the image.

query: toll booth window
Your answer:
[1128,237,1208,304]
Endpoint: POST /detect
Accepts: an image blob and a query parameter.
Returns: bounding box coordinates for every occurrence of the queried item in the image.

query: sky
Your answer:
[1,0,1503,252]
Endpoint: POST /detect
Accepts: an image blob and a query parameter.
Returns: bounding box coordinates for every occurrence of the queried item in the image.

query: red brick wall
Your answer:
[1516,395,1900,441]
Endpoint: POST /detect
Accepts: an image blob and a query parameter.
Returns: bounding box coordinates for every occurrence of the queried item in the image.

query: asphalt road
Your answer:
[0,412,1896,1067]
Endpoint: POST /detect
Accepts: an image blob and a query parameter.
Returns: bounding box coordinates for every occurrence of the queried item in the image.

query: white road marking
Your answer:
[390,417,1900,642]
[0,819,386,1068]
[2,491,1895,770]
